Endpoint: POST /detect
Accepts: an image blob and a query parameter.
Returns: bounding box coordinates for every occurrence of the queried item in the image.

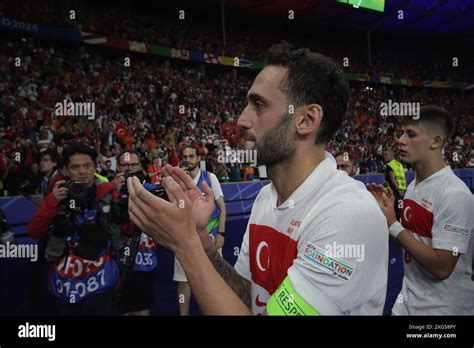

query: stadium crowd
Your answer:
[0,30,472,197]
[3,0,474,82]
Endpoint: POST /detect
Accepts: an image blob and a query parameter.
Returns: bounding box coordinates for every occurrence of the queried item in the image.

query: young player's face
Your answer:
[397,124,432,164]
[237,66,296,167]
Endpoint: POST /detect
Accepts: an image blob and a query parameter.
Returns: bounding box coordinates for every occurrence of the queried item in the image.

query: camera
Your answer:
[58,181,94,212]
[124,170,147,185]
[121,170,169,201]
[149,184,169,202]
[48,180,117,262]
[179,160,189,171]
[67,181,89,202]
[116,171,169,221]
[120,170,147,200]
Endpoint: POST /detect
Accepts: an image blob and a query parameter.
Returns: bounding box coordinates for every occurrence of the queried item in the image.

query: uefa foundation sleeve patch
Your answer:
[443,224,469,237]
[303,242,355,281]
[266,277,320,316]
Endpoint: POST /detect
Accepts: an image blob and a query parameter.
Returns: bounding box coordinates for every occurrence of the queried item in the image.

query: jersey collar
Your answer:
[270,151,337,210]
[415,165,450,187]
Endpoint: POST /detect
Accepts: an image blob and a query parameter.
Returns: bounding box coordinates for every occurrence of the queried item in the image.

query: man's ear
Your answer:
[430,134,444,150]
[63,166,69,177]
[295,104,323,136]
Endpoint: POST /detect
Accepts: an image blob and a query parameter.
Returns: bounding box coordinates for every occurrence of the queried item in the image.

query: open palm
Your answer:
[161,164,215,230]
[367,183,397,225]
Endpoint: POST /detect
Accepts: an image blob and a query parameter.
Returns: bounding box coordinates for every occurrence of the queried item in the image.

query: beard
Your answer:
[256,112,296,168]
[187,161,198,171]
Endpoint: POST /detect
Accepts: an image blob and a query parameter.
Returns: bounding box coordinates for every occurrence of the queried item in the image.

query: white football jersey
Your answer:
[235,152,389,315]
[392,166,474,315]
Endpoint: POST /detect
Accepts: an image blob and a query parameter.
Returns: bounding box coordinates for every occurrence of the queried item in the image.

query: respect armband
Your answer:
[266,276,320,316]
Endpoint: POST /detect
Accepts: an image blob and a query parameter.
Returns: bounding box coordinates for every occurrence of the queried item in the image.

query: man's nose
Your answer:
[397,134,406,145]
[237,105,252,129]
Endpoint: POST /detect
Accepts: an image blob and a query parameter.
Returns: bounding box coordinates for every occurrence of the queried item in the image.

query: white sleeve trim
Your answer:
[432,239,468,254]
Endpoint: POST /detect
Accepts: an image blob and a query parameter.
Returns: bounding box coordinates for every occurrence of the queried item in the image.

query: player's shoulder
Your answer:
[307,172,386,225]
[324,171,377,205]
[439,185,474,210]
[244,182,275,217]
[253,182,272,204]
[298,173,388,256]
[442,169,471,194]
[433,167,472,204]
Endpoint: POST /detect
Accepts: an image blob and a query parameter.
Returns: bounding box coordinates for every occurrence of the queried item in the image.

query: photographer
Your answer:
[112,150,158,316]
[27,142,123,315]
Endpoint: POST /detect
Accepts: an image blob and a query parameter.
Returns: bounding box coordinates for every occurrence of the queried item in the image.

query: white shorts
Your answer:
[173,248,223,282]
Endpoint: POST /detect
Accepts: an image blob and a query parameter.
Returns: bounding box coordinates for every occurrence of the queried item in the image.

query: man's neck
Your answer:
[190,167,200,179]
[268,145,326,207]
[44,169,54,178]
[414,155,445,184]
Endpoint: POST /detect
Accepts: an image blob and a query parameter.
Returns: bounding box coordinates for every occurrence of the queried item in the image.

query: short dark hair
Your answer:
[39,149,61,167]
[181,145,200,156]
[62,142,97,166]
[401,105,454,143]
[116,150,141,165]
[264,41,349,145]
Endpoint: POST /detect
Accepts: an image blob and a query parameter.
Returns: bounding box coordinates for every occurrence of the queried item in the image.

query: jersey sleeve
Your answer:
[431,190,474,254]
[274,194,389,315]
[209,172,224,200]
[234,223,251,282]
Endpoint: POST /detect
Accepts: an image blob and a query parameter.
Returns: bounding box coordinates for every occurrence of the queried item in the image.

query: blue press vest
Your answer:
[49,184,119,303]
